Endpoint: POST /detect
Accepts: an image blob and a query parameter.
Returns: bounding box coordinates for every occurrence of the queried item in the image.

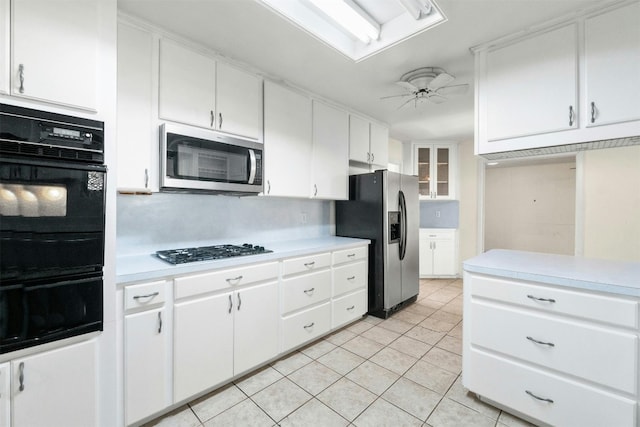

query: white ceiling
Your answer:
[118,0,601,142]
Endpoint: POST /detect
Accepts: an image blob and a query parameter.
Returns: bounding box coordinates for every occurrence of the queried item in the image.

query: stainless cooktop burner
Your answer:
[155,243,272,265]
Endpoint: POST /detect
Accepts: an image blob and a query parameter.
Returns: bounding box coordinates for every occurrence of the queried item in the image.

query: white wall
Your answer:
[458,140,479,268]
[484,160,576,255]
[388,137,403,171]
[582,145,640,262]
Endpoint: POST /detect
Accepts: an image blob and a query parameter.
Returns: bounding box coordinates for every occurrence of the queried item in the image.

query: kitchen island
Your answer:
[463,249,640,427]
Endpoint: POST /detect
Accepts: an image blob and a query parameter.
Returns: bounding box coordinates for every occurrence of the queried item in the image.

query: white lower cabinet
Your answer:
[332,289,367,329]
[463,271,639,426]
[173,292,233,403]
[282,303,332,351]
[419,229,457,277]
[0,362,9,427]
[11,340,97,427]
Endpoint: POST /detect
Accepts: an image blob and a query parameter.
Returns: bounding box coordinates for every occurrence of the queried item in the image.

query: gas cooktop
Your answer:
[155,243,272,265]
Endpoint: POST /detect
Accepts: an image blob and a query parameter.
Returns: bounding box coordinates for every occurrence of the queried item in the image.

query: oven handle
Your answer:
[248,149,257,185]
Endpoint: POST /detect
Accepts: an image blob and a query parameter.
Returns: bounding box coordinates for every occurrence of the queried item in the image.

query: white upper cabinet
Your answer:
[11,0,98,111]
[349,115,370,164]
[117,22,155,193]
[584,2,640,127]
[263,81,312,198]
[0,0,8,94]
[216,62,262,140]
[484,23,578,142]
[369,122,389,167]
[414,143,457,200]
[159,39,262,140]
[311,100,349,200]
[349,114,389,169]
[159,39,216,129]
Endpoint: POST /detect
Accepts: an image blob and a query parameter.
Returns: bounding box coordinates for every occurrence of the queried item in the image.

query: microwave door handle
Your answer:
[248,149,257,184]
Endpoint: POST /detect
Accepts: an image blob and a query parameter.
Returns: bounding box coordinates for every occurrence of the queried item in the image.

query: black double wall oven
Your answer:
[0,103,106,354]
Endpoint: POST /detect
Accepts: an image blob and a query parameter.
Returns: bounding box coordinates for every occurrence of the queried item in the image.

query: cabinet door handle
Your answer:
[158,312,163,334]
[527,295,556,303]
[133,291,159,300]
[267,180,271,195]
[225,275,243,284]
[590,102,596,123]
[210,110,214,127]
[303,287,315,295]
[18,64,25,93]
[18,362,24,392]
[313,184,318,197]
[228,294,233,313]
[304,261,316,268]
[568,105,574,126]
[144,168,149,188]
[367,152,371,162]
[237,293,241,311]
[219,112,223,128]
[303,322,315,329]
[526,336,555,347]
[525,390,554,404]
[346,305,355,311]
[371,153,374,162]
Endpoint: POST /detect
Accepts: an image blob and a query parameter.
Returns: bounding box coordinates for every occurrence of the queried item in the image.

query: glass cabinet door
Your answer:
[417,146,431,197]
[436,147,449,197]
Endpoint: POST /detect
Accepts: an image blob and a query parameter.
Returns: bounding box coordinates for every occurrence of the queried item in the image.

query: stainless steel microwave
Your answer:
[160,123,263,195]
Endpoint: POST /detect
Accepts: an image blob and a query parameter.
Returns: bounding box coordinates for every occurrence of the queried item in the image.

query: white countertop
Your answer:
[116,236,370,285]
[463,249,640,297]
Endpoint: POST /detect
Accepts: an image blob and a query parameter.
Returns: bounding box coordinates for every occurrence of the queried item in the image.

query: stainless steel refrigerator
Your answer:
[335,170,419,318]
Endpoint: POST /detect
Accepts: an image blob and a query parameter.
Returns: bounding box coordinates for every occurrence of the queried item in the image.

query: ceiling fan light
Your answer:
[308,0,381,44]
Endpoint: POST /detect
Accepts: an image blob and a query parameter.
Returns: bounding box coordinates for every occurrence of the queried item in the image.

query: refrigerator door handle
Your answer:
[399,190,408,261]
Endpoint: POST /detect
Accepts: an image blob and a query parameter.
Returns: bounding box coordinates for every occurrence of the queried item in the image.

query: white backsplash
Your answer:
[117,193,332,255]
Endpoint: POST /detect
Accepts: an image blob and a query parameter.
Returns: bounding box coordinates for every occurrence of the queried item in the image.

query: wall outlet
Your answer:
[435,210,441,218]
[300,212,308,224]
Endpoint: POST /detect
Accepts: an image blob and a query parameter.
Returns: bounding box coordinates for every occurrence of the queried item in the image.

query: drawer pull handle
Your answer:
[303,288,315,295]
[527,295,556,303]
[526,336,555,347]
[347,253,356,258]
[133,292,160,300]
[303,322,315,329]
[304,262,316,268]
[346,305,355,311]
[226,275,243,283]
[347,276,356,280]
[525,390,554,404]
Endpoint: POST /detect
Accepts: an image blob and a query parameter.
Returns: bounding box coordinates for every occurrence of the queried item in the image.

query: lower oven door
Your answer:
[0,157,106,281]
[0,273,103,354]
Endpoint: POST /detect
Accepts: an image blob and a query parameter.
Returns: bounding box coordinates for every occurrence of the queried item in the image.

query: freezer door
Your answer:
[384,171,403,310]
[400,174,420,301]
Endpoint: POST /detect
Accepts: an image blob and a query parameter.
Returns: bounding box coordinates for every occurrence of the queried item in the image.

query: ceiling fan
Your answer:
[381,67,469,108]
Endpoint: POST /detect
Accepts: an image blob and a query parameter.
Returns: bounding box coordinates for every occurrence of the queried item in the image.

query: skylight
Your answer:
[256,0,447,62]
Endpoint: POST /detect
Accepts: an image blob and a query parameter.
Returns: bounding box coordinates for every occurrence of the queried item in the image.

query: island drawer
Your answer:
[281,269,331,314]
[469,274,638,328]
[465,348,636,427]
[174,262,279,300]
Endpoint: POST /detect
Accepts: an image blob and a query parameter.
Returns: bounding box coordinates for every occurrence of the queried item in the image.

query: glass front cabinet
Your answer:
[414,143,457,200]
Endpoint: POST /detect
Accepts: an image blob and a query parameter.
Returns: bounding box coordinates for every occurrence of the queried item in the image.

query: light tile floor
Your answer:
[144,279,535,427]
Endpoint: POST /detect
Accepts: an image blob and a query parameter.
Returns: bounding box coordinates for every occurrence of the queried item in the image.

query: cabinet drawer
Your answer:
[282,270,331,314]
[332,246,367,265]
[419,229,456,240]
[281,302,331,351]
[470,301,637,394]
[332,289,367,328]
[333,261,367,297]
[124,280,167,311]
[175,262,278,300]
[465,348,636,427]
[469,274,638,328]
[282,253,331,277]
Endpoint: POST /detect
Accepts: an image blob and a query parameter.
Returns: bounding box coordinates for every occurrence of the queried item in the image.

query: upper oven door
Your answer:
[0,157,106,281]
[160,123,263,194]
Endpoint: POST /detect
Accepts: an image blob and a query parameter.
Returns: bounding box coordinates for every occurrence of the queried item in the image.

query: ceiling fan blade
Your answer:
[428,72,454,90]
[396,97,417,110]
[427,93,448,104]
[395,81,418,91]
[436,83,469,96]
[380,93,413,100]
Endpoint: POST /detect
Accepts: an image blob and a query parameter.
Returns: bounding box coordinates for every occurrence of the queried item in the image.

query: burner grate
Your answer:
[156,244,271,265]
